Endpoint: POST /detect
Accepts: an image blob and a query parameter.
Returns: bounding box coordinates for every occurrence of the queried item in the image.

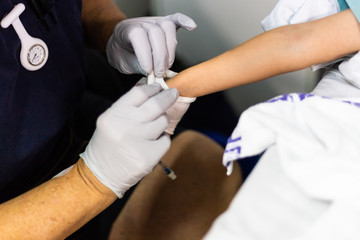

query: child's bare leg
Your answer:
[108,130,242,240]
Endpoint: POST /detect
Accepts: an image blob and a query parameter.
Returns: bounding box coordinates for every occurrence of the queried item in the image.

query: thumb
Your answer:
[168,13,197,31]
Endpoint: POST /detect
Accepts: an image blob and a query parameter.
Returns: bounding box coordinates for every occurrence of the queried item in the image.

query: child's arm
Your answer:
[166,9,360,97]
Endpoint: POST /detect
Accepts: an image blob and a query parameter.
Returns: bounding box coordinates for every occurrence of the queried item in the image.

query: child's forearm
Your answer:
[167,9,360,97]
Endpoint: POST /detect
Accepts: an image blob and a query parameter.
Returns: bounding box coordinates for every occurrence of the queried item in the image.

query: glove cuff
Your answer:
[80,143,127,198]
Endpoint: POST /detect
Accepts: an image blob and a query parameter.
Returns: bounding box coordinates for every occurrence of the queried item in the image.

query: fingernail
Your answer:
[178,14,197,30]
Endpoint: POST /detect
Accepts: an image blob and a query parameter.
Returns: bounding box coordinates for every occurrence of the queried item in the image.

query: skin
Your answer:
[2,6,360,240]
[0,0,126,239]
[106,9,360,240]
[81,0,127,51]
[108,130,242,240]
[166,9,360,98]
[0,159,117,239]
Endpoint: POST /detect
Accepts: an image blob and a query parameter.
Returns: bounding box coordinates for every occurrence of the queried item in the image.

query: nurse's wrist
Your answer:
[75,158,117,200]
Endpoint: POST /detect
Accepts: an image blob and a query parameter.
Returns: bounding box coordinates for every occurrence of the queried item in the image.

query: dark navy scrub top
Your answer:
[0,0,85,202]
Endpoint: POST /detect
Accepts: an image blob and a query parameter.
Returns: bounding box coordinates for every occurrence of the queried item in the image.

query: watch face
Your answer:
[27,44,46,66]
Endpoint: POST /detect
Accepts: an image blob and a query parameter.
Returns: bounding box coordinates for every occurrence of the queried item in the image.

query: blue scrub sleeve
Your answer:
[338,0,360,22]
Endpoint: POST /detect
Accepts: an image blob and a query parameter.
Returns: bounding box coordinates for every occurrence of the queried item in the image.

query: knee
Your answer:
[172,130,224,154]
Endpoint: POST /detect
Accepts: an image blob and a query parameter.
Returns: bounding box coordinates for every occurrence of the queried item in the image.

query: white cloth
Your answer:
[339,51,360,88]
[159,70,196,135]
[165,95,196,134]
[137,70,196,135]
[311,68,360,98]
[205,146,330,240]
[205,93,360,239]
[261,0,345,71]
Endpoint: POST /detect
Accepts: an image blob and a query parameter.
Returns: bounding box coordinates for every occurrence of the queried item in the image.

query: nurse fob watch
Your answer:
[1,3,48,71]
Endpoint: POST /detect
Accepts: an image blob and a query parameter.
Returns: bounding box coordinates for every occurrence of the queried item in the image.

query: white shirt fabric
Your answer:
[204,91,360,240]
[339,52,360,89]
[312,68,360,98]
[261,0,340,29]
[204,2,360,239]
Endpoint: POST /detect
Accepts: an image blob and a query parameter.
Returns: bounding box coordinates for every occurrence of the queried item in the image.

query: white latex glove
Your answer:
[106,13,197,77]
[136,70,196,135]
[80,83,178,198]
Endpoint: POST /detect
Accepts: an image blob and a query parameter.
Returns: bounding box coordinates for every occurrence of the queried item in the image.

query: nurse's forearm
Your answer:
[81,0,127,51]
[0,159,116,239]
[167,9,360,97]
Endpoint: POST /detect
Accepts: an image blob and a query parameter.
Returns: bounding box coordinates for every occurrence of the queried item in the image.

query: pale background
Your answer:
[114,0,320,116]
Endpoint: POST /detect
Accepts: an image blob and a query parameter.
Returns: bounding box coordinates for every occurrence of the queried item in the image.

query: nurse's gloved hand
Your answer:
[106,13,197,77]
[136,70,196,135]
[162,70,196,135]
[80,84,178,198]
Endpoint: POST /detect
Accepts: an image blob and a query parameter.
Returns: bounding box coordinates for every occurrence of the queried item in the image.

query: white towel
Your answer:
[205,94,360,239]
[311,68,360,98]
[224,93,360,198]
[261,0,343,71]
[339,51,360,89]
